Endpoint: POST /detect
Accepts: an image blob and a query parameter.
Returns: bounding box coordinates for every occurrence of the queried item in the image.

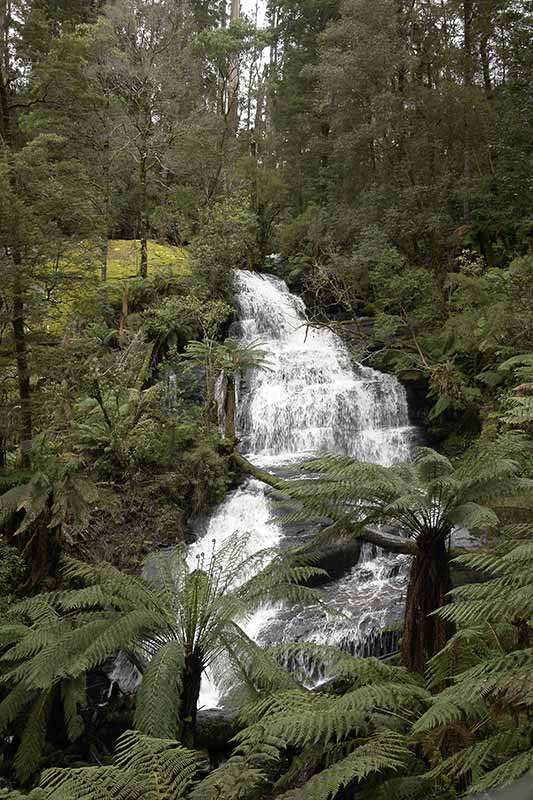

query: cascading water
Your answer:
[193,270,416,706]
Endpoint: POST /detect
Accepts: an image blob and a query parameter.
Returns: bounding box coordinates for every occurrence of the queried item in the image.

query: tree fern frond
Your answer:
[134,640,183,739]
[428,729,523,784]
[412,694,488,734]
[114,730,197,799]
[277,730,410,800]
[41,766,144,800]
[61,675,85,741]
[14,689,52,782]
[424,625,511,689]
[0,682,37,733]
[0,624,32,651]
[465,749,533,795]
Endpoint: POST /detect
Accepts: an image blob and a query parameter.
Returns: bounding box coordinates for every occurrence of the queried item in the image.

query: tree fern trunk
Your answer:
[401,535,452,673]
[224,375,236,441]
[180,653,203,747]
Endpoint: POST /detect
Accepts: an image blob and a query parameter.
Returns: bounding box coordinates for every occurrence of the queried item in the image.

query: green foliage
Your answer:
[199,649,428,800]
[280,437,532,542]
[0,539,323,779]
[411,533,533,796]
[189,198,259,293]
[39,730,197,799]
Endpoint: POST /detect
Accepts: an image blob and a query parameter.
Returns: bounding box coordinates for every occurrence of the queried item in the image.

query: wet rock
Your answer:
[196,709,239,763]
[304,538,362,585]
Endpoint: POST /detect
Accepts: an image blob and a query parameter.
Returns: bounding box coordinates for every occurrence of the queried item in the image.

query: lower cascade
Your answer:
[192,270,417,707]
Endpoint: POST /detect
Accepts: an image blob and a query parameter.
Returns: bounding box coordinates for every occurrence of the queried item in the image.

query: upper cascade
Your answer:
[232,270,413,465]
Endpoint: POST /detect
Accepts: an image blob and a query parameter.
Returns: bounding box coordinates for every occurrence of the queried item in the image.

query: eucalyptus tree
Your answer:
[102,0,199,277]
[280,435,533,672]
[0,1,99,465]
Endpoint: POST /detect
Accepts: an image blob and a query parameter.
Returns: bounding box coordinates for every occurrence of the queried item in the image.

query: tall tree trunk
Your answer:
[401,535,453,673]
[12,268,32,467]
[100,236,108,282]
[227,0,240,133]
[139,152,148,278]
[463,0,474,225]
[180,652,203,747]
[118,287,129,337]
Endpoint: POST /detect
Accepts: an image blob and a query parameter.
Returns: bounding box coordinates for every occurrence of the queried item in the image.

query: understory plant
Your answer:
[279,436,533,673]
[0,535,323,779]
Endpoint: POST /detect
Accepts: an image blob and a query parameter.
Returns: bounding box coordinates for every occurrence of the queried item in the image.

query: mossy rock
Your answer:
[195,709,239,759]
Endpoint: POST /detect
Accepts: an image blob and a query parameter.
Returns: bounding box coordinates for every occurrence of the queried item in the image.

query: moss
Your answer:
[41,239,189,335]
[106,239,189,280]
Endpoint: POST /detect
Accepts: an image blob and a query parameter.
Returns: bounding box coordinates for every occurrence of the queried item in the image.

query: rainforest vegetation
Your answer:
[1,0,533,797]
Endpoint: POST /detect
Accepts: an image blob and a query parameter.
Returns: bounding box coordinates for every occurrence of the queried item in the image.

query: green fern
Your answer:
[39,730,198,800]
[277,730,411,800]
[0,535,323,769]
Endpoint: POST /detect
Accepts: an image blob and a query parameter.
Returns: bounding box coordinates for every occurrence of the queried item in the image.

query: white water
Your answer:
[194,271,416,708]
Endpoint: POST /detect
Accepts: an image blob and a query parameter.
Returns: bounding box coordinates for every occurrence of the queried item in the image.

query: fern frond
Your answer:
[61,675,85,741]
[428,729,523,784]
[14,689,52,782]
[134,640,183,739]
[465,748,533,795]
[277,730,410,799]
[41,766,144,799]
[115,730,197,799]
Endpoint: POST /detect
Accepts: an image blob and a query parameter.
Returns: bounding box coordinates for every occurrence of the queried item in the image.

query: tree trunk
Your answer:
[401,535,453,673]
[139,153,148,278]
[26,524,61,590]
[224,375,236,441]
[101,236,108,282]
[12,270,32,467]
[180,653,203,747]
[227,0,240,133]
[118,287,129,337]
[462,0,474,225]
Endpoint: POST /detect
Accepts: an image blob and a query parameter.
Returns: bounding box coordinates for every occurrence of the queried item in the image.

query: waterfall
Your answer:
[192,270,416,707]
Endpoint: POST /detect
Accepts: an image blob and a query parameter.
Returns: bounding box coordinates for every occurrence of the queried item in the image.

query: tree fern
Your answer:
[276,730,411,800]
[465,750,533,795]
[0,535,323,765]
[200,653,431,799]
[39,731,198,800]
[409,531,533,796]
[13,691,52,783]
[134,640,184,739]
[277,435,532,673]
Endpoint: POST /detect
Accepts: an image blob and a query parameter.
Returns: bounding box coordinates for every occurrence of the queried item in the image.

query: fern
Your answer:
[13,690,52,783]
[277,730,411,800]
[134,640,183,738]
[0,535,322,765]
[465,749,533,795]
[39,731,198,800]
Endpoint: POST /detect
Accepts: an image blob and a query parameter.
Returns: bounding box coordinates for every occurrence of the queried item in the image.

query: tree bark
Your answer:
[463,0,474,225]
[101,236,108,282]
[227,0,240,133]
[224,375,237,441]
[139,152,148,278]
[12,269,32,467]
[180,652,203,747]
[118,287,129,337]
[401,535,453,673]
